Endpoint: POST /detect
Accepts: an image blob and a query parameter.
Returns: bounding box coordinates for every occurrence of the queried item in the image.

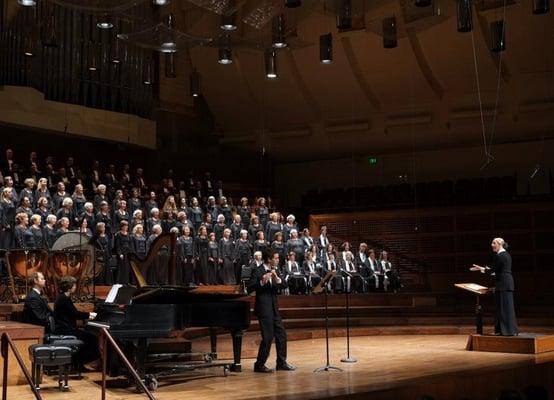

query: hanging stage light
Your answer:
[218,46,232,64]
[336,0,352,30]
[161,13,177,53]
[18,0,36,6]
[532,0,550,14]
[319,33,332,64]
[143,58,153,85]
[490,20,505,52]
[265,50,277,79]
[165,52,177,77]
[415,0,432,7]
[190,69,200,97]
[457,0,472,32]
[111,38,121,64]
[220,12,237,31]
[153,0,170,5]
[97,15,113,29]
[87,41,98,71]
[285,0,302,7]
[24,35,35,56]
[382,16,397,49]
[272,14,287,48]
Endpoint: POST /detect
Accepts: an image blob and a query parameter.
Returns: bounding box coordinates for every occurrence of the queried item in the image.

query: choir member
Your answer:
[206,196,218,222]
[3,176,19,204]
[128,188,142,217]
[1,187,16,249]
[207,232,219,285]
[230,214,243,241]
[238,197,251,229]
[338,241,353,267]
[341,251,364,293]
[146,208,161,235]
[317,225,330,260]
[134,168,146,192]
[285,229,305,265]
[66,157,77,184]
[301,228,314,251]
[282,215,298,242]
[178,196,189,217]
[270,232,286,270]
[367,249,382,291]
[94,222,112,285]
[203,213,214,235]
[214,214,227,242]
[265,213,283,243]
[323,252,344,293]
[380,251,400,292]
[19,178,35,208]
[53,276,98,365]
[34,178,51,208]
[284,252,307,295]
[14,212,33,248]
[16,196,33,221]
[189,197,203,232]
[35,197,50,226]
[248,216,263,244]
[56,197,75,229]
[71,184,87,217]
[218,196,233,225]
[144,191,158,218]
[114,199,129,227]
[89,160,101,192]
[131,224,147,259]
[78,216,92,237]
[253,231,269,255]
[56,217,70,236]
[302,250,321,290]
[177,226,195,286]
[146,224,168,285]
[219,228,236,285]
[114,221,132,284]
[121,163,131,187]
[44,165,56,192]
[162,211,176,233]
[52,182,69,211]
[203,172,213,196]
[43,215,58,249]
[175,211,195,236]
[111,190,125,217]
[95,201,113,239]
[80,202,95,230]
[162,195,178,218]
[1,149,16,176]
[93,184,108,212]
[234,230,252,283]
[29,214,44,248]
[256,197,269,228]
[195,225,210,285]
[471,238,518,336]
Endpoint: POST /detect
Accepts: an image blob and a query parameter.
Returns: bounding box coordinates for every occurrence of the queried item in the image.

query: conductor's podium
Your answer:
[468,333,554,354]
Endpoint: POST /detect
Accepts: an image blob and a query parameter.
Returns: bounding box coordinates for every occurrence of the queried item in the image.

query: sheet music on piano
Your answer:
[105,284,123,303]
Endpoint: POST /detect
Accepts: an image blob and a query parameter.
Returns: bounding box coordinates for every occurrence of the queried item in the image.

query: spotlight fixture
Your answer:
[285,0,301,7]
[218,37,233,65]
[97,15,113,29]
[319,33,332,64]
[87,41,98,71]
[220,12,237,31]
[153,0,170,5]
[165,52,176,77]
[111,38,121,64]
[190,69,200,97]
[265,50,277,79]
[382,16,397,49]
[17,0,36,6]
[490,19,505,52]
[532,0,550,14]
[161,13,177,53]
[143,58,153,85]
[336,0,352,30]
[457,0,472,32]
[24,36,34,57]
[271,14,287,48]
[415,0,432,7]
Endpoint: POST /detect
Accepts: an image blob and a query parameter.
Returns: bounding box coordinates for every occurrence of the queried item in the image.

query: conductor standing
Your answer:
[248,249,296,373]
[471,237,518,336]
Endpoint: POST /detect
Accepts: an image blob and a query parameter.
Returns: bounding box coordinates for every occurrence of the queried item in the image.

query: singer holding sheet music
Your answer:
[470,237,518,336]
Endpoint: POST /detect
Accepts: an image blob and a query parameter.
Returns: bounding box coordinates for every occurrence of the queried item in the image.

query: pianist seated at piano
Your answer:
[54,276,99,366]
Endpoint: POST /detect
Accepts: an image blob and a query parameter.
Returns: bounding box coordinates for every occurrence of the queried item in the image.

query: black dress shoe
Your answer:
[254,365,274,373]
[276,363,296,371]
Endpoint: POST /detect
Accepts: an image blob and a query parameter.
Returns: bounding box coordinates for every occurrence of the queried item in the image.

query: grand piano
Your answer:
[88,233,251,390]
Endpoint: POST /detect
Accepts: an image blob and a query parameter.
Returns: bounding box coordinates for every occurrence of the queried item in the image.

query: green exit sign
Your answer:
[368,157,378,166]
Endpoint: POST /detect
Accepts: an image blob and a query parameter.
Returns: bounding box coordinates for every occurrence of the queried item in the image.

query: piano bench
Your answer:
[28,344,72,391]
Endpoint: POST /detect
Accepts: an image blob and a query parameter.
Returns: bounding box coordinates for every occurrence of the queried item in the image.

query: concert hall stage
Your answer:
[5,334,554,400]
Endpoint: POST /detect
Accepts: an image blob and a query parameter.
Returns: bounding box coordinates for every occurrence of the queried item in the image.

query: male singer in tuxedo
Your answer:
[471,237,518,336]
[248,249,296,373]
[23,271,54,332]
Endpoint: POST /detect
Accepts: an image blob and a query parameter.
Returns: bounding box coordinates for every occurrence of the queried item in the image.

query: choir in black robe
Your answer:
[195,236,210,285]
[114,231,132,284]
[177,236,195,286]
[207,239,219,285]
[218,237,236,284]
[95,234,112,285]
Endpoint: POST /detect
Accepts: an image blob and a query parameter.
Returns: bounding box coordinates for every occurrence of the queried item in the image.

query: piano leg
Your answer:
[230,329,243,372]
[209,327,218,360]
[134,338,148,380]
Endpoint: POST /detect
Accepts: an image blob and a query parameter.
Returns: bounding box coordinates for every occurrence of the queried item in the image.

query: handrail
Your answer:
[1,332,42,400]
[99,327,156,400]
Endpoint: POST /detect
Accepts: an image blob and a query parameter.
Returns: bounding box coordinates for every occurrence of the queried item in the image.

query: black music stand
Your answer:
[313,271,342,373]
[340,270,357,363]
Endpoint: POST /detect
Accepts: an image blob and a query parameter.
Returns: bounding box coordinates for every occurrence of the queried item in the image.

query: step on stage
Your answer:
[468,333,554,354]
[5,335,554,400]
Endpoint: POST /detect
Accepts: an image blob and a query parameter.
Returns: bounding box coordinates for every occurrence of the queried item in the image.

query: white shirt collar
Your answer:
[33,287,41,295]
[497,248,506,254]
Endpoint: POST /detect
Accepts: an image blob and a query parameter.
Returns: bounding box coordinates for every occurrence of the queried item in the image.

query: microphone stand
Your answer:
[340,268,357,363]
[314,271,342,373]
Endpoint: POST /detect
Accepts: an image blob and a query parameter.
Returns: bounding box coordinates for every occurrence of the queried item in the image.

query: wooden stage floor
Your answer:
[5,335,554,400]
